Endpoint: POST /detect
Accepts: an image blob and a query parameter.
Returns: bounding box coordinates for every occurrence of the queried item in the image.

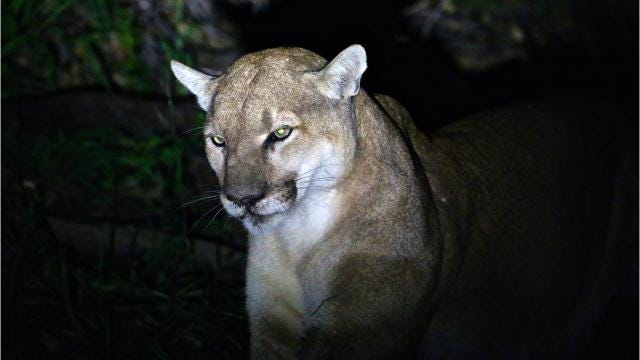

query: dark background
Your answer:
[2,0,638,358]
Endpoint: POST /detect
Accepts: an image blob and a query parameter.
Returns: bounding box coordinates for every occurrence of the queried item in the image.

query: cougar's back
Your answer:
[386,95,630,357]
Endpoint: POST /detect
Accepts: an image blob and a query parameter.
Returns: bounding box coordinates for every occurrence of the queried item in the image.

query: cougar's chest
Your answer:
[276,188,341,263]
[246,187,343,318]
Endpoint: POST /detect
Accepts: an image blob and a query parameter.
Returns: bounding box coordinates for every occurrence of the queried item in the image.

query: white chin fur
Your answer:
[220,193,291,218]
[220,193,289,235]
[253,196,291,216]
[220,195,245,217]
[242,213,283,235]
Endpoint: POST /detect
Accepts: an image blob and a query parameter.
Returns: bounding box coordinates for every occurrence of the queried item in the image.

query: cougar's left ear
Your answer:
[170,60,220,111]
[313,44,367,100]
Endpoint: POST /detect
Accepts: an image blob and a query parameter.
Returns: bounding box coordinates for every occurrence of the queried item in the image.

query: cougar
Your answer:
[171,45,632,359]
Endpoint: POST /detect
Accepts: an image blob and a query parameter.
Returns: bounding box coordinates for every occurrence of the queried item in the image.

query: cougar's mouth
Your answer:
[221,180,297,225]
[250,180,297,218]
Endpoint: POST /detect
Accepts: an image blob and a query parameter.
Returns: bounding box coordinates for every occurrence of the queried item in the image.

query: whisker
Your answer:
[295,177,362,188]
[204,190,224,194]
[183,126,206,135]
[296,175,339,181]
[295,170,363,185]
[297,186,337,194]
[205,206,227,230]
[177,195,220,209]
[191,203,224,233]
[294,163,345,181]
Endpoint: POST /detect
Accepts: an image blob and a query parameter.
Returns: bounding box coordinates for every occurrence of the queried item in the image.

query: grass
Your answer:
[2,125,249,358]
[2,1,249,354]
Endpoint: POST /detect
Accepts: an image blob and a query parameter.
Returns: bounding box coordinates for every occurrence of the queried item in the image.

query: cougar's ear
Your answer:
[314,44,367,100]
[170,60,220,111]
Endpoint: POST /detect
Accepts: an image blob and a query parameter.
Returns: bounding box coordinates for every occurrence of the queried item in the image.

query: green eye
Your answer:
[272,126,292,140]
[211,135,225,147]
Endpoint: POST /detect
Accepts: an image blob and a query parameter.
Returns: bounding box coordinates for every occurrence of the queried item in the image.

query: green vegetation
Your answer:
[1,0,202,96]
[2,125,248,358]
[2,0,249,356]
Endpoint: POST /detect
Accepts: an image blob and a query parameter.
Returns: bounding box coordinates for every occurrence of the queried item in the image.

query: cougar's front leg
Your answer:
[299,254,428,359]
[246,237,305,360]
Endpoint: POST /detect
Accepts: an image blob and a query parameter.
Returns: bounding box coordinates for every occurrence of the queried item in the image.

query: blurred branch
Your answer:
[2,88,202,136]
[89,43,120,90]
[47,217,247,265]
[405,0,445,38]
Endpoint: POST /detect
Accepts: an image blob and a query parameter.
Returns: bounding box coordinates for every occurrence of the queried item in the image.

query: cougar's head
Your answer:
[171,45,367,232]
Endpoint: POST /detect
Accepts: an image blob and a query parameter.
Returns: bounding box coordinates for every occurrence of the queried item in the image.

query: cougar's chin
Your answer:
[240,202,290,235]
[220,183,297,233]
[252,197,293,217]
[220,195,245,218]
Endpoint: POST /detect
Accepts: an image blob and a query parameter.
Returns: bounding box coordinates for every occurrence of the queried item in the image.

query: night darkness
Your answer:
[2,0,638,358]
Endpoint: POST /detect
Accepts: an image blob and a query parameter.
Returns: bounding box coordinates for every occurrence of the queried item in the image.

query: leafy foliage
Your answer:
[2,1,247,353]
[2,125,247,358]
[1,0,205,96]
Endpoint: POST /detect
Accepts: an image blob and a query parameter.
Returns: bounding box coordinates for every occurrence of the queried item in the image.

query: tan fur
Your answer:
[171,46,629,359]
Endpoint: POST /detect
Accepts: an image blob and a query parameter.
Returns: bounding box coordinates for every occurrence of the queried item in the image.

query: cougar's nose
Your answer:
[225,189,265,207]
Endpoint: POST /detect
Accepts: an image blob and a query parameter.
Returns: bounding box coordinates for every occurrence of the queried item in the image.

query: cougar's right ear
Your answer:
[311,44,367,100]
[170,60,220,111]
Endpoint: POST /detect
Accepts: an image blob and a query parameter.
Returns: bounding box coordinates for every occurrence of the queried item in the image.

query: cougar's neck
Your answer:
[338,91,422,210]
